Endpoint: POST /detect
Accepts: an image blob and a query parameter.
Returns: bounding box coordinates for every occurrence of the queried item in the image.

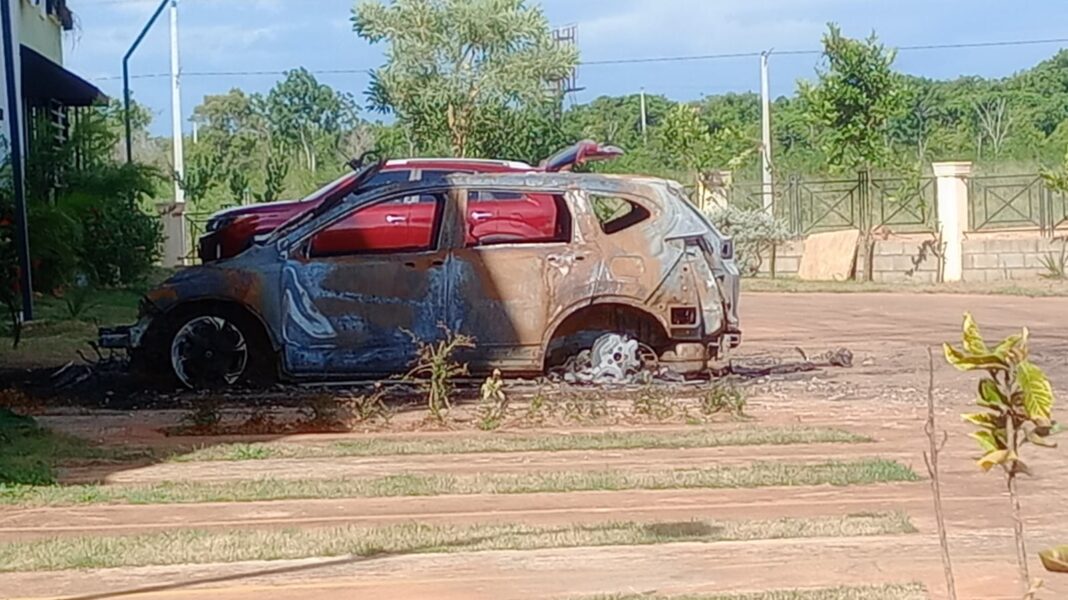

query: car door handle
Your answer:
[471,211,492,221]
[385,214,407,224]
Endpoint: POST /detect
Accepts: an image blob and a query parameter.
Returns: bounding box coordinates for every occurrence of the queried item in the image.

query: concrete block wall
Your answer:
[870,239,940,283]
[960,237,1061,282]
[756,234,1062,282]
[758,240,803,276]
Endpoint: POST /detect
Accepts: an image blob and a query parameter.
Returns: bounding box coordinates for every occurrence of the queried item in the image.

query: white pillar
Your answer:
[158,201,187,267]
[933,161,973,282]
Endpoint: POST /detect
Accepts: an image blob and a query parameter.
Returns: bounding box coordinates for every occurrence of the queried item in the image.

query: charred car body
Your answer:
[100,163,741,388]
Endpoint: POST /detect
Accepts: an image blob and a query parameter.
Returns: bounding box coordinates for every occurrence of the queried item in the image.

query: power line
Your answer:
[91,35,1068,82]
[580,36,1068,66]
[96,68,371,81]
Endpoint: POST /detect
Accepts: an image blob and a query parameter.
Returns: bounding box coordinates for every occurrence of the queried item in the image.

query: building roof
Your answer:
[21,45,106,107]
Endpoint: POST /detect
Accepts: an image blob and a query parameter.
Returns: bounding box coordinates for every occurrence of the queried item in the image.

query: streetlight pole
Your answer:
[760,50,774,215]
[123,0,170,163]
[169,0,184,205]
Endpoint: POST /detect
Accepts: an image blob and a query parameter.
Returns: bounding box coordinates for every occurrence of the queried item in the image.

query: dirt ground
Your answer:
[2,292,1067,600]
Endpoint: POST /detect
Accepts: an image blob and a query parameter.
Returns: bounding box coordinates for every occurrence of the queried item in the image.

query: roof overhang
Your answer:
[20,45,106,108]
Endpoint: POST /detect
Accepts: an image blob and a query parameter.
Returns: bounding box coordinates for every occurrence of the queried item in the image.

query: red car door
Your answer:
[497,192,558,242]
[465,190,500,245]
[309,197,412,256]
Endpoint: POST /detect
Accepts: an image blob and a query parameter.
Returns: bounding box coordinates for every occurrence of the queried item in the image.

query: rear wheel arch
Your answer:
[541,299,671,370]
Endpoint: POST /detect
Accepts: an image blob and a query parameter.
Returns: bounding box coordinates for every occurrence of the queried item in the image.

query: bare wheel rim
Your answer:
[170,316,248,388]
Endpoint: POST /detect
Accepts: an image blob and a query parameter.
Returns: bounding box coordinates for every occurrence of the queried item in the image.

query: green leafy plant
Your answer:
[1038,237,1067,280]
[560,391,612,423]
[62,286,99,320]
[701,381,749,419]
[522,388,557,426]
[944,313,1060,591]
[405,326,476,423]
[475,369,509,431]
[630,387,679,422]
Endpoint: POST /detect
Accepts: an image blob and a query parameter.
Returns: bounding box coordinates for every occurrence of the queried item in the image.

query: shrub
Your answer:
[60,163,163,286]
[704,204,791,276]
[405,326,476,423]
[476,369,509,431]
[701,380,748,418]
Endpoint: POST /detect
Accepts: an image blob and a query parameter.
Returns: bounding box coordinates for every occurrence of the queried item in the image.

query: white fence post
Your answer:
[932,161,973,282]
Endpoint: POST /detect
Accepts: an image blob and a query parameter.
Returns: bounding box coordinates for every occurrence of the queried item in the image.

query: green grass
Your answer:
[0,459,919,507]
[0,408,144,486]
[0,286,146,369]
[174,427,872,462]
[0,512,915,572]
[575,584,927,600]
[743,277,1068,297]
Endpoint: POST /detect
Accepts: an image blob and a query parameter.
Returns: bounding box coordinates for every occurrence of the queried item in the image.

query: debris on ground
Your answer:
[51,343,129,391]
[725,347,853,378]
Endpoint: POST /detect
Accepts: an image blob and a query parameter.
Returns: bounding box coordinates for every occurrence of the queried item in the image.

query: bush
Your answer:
[60,163,163,286]
[1,159,163,297]
[704,204,791,276]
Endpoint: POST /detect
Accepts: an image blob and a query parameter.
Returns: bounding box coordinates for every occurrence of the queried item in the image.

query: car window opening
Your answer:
[591,195,651,235]
[307,192,446,257]
[465,189,572,248]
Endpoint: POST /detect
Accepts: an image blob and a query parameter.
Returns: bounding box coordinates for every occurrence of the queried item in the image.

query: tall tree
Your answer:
[353,0,578,157]
[264,68,359,173]
[799,24,906,172]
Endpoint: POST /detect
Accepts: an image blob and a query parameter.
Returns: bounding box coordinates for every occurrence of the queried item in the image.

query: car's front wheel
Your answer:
[165,309,271,389]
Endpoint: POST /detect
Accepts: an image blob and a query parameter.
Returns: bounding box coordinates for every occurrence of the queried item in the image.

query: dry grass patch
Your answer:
[0,459,918,507]
[577,584,927,600]
[174,426,871,462]
[0,513,915,572]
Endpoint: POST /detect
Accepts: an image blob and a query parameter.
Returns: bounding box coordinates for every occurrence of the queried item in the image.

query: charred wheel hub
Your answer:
[171,316,248,388]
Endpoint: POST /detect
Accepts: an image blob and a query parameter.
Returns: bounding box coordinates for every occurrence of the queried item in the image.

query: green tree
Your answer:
[799,24,907,172]
[263,68,359,173]
[353,0,578,157]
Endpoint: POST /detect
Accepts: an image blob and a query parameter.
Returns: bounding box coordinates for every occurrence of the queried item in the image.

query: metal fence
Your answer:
[968,174,1068,235]
[727,173,937,235]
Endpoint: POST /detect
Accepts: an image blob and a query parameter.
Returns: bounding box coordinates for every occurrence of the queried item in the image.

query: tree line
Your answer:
[124,0,1068,216]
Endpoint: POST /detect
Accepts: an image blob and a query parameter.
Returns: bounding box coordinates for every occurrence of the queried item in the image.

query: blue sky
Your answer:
[63,0,1068,136]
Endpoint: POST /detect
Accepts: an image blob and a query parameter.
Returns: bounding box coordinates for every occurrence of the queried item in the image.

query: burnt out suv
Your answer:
[100,162,741,388]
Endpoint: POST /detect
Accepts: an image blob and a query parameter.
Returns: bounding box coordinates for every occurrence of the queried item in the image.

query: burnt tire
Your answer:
[162,306,274,390]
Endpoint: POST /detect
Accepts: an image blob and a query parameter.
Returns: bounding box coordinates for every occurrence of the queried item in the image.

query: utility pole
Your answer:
[760,50,773,215]
[639,87,647,143]
[1,0,32,320]
[170,0,185,206]
[123,0,170,163]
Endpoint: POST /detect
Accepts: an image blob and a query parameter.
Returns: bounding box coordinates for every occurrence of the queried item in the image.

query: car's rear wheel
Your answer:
[165,308,271,389]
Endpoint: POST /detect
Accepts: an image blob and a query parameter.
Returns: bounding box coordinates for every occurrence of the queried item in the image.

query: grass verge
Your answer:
[0,459,919,507]
[0,409,144,486]
[574,583,927,600]
[0,512,915,572]
[743,277,1068,297]
[174,426,872,462]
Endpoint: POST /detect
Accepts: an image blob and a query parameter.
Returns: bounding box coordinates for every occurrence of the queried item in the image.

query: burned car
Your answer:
[100,162,741,388]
